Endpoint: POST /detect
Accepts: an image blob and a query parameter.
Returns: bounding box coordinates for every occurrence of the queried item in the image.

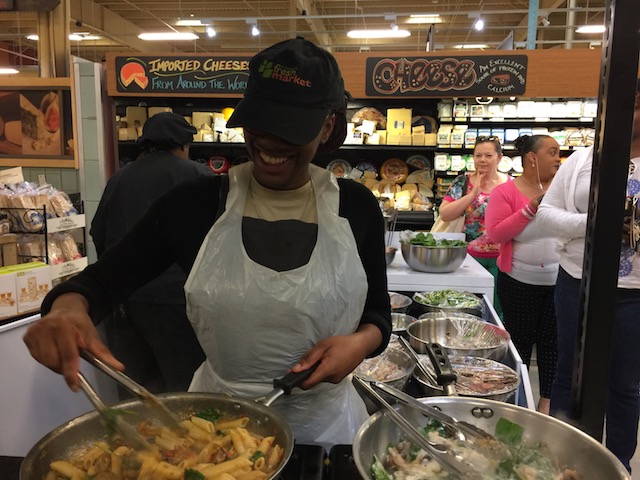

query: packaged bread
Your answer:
[17,235,45,261]
[47,235,64,265]
[55,232,82,261]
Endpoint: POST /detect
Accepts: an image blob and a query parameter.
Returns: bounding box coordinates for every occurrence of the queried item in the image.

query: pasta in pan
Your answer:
[45,409,286,480]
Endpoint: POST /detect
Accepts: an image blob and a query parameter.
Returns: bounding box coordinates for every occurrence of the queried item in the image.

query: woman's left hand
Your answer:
[291,325,382,389]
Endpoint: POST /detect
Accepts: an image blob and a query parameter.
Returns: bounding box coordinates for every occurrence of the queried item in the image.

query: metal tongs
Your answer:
[77,349,185,448]
[77,372,155,451]
[353,376,482,480]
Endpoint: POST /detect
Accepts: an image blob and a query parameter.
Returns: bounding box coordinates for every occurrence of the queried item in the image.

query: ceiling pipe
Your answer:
[526,0,539,50]
[566,0,577,49]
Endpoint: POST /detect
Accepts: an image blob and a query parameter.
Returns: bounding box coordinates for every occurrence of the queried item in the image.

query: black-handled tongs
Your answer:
[79,349,185,433]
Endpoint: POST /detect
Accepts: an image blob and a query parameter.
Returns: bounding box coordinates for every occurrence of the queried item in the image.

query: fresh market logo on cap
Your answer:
[258,60,311,87]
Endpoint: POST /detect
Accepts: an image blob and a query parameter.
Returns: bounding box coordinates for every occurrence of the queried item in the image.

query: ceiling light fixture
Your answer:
[384,14,398,30]
[0,68,19,75]
[347,29,411,39]
[541,17,551,27]
[454,44,490,49]
[175,19,205,26]
[206,25,216,38]
[474,18,485,31]
[28,33,101,41]
[406,14,442,24]
[138,32,199,41]
[175,18,206,27]
[576,25,606,33]
[246,19,260,36]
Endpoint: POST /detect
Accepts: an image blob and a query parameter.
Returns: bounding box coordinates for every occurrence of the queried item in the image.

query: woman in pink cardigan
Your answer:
[485,134,562,414]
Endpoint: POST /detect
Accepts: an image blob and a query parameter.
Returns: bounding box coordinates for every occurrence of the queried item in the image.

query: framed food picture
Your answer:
[0,78,76,167]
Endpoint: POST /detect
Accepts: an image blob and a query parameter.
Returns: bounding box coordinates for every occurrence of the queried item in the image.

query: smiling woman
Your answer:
[23,36,392,453]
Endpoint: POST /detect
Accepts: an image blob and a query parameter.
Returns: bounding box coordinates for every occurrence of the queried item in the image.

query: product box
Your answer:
[387,108,412,135]
[412,133,425,146]
[400,135,413,145]
[0,269,17,319]
[8,262,52,314]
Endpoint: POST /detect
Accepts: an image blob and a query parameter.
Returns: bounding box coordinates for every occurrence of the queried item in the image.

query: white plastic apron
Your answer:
[184,162,370,449]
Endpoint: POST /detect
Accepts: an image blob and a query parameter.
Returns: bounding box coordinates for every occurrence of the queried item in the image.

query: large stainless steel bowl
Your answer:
[353,397,630,480]
[407,314,510,360]
[20,393,294,480]
[400,242,467,273]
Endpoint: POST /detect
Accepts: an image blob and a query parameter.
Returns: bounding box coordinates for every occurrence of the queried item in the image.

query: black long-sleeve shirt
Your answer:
[42,175,392,356]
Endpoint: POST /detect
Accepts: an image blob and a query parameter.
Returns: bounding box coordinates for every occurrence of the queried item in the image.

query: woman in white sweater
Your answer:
[536,84,640,471]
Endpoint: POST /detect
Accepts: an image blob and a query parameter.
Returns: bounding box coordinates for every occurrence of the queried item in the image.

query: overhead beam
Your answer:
[69,0,167,53]
[295,0,332,48]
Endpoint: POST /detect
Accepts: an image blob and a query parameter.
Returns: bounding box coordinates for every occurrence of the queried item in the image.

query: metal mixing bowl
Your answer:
[389,291,412,313]
[354,346,415,391]
[391,313,417,334]
[407,314,510,360]
[400,242,467,273]
[353,397,631,480]
[412,290,484,317]
[413,354,520,402]
[385,246,397,266]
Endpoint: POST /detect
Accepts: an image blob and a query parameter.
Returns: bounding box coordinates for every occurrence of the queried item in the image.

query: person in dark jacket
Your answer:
[24,37,391,449]
[90,112,209,398]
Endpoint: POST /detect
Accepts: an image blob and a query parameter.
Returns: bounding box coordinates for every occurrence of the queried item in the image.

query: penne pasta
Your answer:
[215,417,249,430]
[191,415,216,432]
[48,411,285,480]
[50,460,85,478]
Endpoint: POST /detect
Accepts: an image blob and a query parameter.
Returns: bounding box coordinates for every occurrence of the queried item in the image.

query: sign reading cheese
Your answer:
[365,55,528,97]
[115,56,251,95]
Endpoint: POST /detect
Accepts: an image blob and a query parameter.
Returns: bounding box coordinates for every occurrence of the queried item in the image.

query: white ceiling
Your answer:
[0,0,607,67]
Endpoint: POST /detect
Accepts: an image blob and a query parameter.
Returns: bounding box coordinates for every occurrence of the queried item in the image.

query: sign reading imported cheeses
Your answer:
[116,56,251,95]
[365,55,528,97]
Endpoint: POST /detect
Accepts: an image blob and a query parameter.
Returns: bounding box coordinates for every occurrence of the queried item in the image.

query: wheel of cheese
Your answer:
[381,158,409,183]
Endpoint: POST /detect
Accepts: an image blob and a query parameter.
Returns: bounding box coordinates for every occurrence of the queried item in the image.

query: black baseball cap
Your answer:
[138,112,197,150]
[227,36,346,146]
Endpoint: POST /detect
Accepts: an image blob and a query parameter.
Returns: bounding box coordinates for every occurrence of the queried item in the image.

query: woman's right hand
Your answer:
[22,293,124,391]
[470,172,484,197]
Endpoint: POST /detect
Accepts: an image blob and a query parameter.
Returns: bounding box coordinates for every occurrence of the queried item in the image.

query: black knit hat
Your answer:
[227,36,346,147]
[137,112,196,150]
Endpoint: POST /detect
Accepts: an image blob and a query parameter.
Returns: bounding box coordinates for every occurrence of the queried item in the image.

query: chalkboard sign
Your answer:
[365,55,528,97]
[115,56,251,95]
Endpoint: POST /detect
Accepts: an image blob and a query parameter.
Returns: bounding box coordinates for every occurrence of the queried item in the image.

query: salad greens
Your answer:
[371,417,570,480]
[414,289,482,309]
[409,233,467,248]
[194,408,221,423]
[185,469,206,480]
